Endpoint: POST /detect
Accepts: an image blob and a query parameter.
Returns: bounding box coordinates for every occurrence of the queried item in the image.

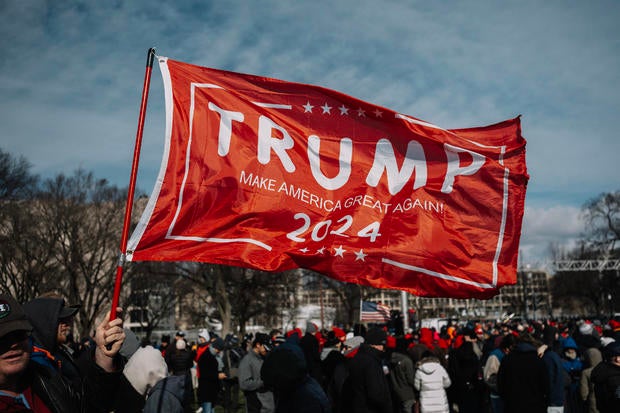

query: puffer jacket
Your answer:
[414,357,451,413]
[165,347,194,377]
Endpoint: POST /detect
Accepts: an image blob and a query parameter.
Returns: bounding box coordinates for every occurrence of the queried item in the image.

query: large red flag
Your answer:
[126,57,528,299]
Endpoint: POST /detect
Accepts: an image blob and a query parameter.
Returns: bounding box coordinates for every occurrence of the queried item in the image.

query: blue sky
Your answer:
[1,0,619,264]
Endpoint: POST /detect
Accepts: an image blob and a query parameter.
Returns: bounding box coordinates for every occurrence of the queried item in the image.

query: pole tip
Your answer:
[146,48,156,68]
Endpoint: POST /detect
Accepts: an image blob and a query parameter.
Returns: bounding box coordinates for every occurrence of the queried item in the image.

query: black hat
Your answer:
[603,340,620,358]
[365,327,388,346]
[59,303,80,319]
[211,337,226,351]
[0,294,33,338]
[254,332,272,351]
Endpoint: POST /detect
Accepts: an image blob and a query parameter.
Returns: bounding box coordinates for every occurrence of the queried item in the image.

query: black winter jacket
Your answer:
[341,344,392,413]
[9,357,121,413]
[497,342,549,413]
[591,360,620,413]
[197,348,221,404]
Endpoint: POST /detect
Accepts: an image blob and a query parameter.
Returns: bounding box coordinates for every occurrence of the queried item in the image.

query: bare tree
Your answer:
[0,148,38,200]
[181,263,299,336]
[0,199,61,302]
[581,190,620,253]
[550,191,620,315]
[124,261,180,341]
[0,150,56,301]
[36,170,126,338]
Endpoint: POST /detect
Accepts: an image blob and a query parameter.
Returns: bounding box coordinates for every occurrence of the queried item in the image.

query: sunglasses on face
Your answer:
[0,330,30,353]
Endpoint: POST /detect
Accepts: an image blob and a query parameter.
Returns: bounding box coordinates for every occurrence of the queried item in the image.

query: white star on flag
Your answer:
[357,108,366,117]
[355,249,367,261]
[300,248,309,253]
[334,245,346,257]
[321,103,332,114]
[373,109,383,118]
[317,247,326,254]
[339,105,349,115]
[303,101,314,113]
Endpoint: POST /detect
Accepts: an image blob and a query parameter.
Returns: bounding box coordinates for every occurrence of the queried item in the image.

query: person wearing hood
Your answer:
[261,342,331,413]
[414,350,451,413]
[580,347,603,413]
[561,336,584,413]
[195,329,210,364]
[0,293,126,413]
[497,333,549,413]
[590,341,620,413]
[562,337,584,376]
[114,345,178,413]
[341,327,392,413]
[22,296,82,387]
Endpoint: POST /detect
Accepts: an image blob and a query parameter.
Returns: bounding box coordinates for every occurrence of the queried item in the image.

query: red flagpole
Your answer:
[110,48,156,320]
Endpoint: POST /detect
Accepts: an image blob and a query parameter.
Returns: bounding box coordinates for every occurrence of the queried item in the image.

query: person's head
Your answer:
[22,296,79,350]
[499,333,516,354]
[123,346,168,397]
[462,327,477,342]
[306,321,319,336]
[198,329,210,345]
[517,332,539,347]
[175,338,187,351]
[365,327,388,352]
[252,333,271,356]
[269,329,282,340]
[600,340,620,367]
[210,337,225,355]
[261,343,307,392]
[562,337,578,360]
[56,306,79,346]
[0,294,33,387]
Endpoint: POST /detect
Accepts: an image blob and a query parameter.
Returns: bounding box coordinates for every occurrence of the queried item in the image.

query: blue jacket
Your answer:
[542,349,567,407]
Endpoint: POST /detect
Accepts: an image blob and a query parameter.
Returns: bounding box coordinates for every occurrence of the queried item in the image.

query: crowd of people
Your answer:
[1,290,619,413]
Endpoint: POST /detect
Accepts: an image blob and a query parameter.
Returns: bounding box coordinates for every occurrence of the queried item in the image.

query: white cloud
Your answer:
[520,204,584,263]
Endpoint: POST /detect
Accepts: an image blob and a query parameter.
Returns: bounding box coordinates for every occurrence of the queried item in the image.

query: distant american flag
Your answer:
[361,301,391,322]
